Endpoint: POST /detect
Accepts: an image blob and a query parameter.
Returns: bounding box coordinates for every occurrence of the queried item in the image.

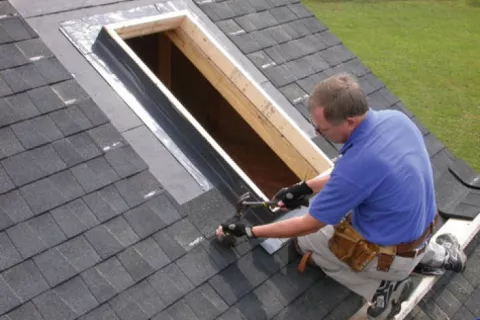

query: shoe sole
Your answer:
[368,280,414,320]
[387,280,414,319]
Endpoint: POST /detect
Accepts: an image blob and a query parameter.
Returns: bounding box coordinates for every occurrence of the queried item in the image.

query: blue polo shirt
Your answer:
[309,109,437,246]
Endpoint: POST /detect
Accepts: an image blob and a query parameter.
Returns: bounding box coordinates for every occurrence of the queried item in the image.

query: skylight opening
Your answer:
[101,11,333,202]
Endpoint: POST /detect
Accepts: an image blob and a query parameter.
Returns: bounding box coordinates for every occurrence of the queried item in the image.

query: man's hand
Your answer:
[273,181,313,210]
[218,223,256,239]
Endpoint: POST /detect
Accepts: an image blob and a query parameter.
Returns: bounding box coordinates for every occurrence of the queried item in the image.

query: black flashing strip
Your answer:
[449,158,480,190]
[92,27,273,225]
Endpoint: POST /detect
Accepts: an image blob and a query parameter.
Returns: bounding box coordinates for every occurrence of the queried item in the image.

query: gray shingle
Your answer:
[114,170,163,207]
[0,17,33,42]
[2,144,66,186]
[229,33,262,54]
[70,156,120,193]
[279,83,308,105]
[249,28,277,50]
[0,127,24,160]
[234,11,278,32]
[182,188,238,238]
[217,19,245,35]
[20,170,85,215]
[52,79,89,105]
[227,0,256,16]
[81,256,134,303]
[176,245,221,286]
[158,299,199,320]
[33,246,77,287]
[2,259,49,302]
[0,164,14,194]
[282,19,311,38]
[52,132,102,167]
[0,93,39,127]
[33,290,77,320]
[464,287,480,317]
[208,264,254,306]
[247,50,276,70]
[153,218,203,261]
[7,212,66,258]
[87,123,127,152]
[124,194,181,239]
[77,99,109,126]
[264,25,294,44]
[34,57,72,84]
[246,0,273,11]
[424,133,445,157]
[26,85,65,113]
[15,38,54,61]
[109,280,165,320]
[117,237,170,281]
[451,305,475,320]
[11,115,63,149]
[52,276,99,317]
[185,283,228,320]
[50,105,94,136]
[284,55,317,80]
[84,216,139,259]
[147,263,195,307]
[269,6,297,23]
[0,231,22,271]
[78,303,120,320]
[0,43,28,70]
[104,145,148,178]
[0,64,46,93]
[0,73,12,97]
[200,2,236,22]
[0,24,12,46]
[236,282,284,319]
[0,275,21,315]
[6,301,44,320]
[287,3,313,18]
[265,262,322,306]
[201,236,240,270]
[433,286,462,318]
[50,198,99,237]
[61,235,102,271]
[82,184,128,222]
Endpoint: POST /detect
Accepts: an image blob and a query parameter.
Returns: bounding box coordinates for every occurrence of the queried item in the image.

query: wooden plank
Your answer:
[166,19,331,179]
[179,18,332,176]
[113,12,185,40]
[157,33,171,88]
[349,214,480,320]
[166,28,320,180]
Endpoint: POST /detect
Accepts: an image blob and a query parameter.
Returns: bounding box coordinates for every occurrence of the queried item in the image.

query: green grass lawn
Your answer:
[302,0,480,172]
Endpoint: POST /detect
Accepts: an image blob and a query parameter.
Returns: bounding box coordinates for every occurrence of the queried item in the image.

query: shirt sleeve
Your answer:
[309,172,367,225]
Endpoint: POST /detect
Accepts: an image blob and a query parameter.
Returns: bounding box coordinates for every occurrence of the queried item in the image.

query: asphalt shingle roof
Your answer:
[1,0,479,319]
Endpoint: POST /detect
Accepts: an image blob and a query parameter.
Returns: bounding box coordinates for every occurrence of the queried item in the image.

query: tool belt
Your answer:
[327,214,437,272]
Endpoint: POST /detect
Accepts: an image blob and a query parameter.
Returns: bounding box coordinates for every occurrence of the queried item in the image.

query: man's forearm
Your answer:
[305,173,330,193]
[251,215,325,239]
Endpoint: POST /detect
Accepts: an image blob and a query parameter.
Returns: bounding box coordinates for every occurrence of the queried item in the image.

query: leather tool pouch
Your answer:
[377,246,397,272]
[328,219,379,272]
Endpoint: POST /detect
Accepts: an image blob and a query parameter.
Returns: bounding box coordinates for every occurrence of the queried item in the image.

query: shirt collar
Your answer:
[340,108,377,154]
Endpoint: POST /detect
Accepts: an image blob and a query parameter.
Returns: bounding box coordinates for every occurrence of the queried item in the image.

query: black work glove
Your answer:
[273,181,312,210]
[221,223,256,239]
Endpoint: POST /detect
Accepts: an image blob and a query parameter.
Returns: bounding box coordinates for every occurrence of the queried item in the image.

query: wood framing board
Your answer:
[113,11,185,39]
[349,213,480,320]
[164,17,332,180]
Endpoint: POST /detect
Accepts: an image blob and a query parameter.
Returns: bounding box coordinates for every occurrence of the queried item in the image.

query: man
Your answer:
[217,73,467,320]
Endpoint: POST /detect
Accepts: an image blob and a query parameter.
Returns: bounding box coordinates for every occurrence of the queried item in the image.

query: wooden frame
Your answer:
[103,10,333,201]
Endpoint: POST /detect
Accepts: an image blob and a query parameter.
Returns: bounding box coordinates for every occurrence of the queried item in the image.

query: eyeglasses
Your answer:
[309,117,336,136]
